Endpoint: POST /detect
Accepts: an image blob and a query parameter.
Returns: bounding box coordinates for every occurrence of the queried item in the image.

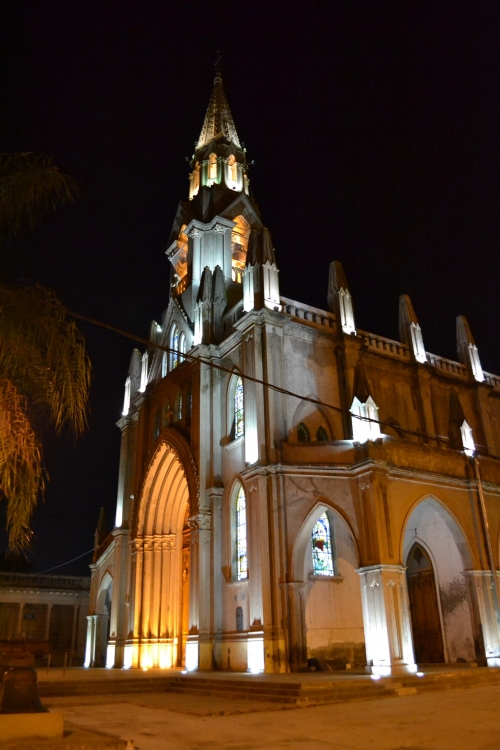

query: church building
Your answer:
[86,70,500,676]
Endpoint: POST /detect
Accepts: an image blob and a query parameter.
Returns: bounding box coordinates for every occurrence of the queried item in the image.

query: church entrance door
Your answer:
[407,545,444,664]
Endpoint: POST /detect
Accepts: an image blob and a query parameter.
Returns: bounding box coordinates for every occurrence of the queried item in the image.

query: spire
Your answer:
[93,507,107,561]
[197,63,241,150]
[399,295,426,363]
[456,315,484,382]
[327,261,356,336]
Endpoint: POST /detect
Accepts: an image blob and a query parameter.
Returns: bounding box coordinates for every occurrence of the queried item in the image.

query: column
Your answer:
[358,564,416,675]
[44,603,53,642]
[84,615,95,667]
[17,603,24,637]
[280,581,307,672]
[130,538,144,667]
[466,571,500,667]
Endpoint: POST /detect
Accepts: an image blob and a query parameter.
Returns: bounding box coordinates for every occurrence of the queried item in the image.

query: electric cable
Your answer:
[37,547,94,574]
[46,297,491,452]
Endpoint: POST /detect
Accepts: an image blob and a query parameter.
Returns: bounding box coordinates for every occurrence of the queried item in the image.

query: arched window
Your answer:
[316,426,329,441]
[152,408,160,442]
[227,154,238,183]
[162,398,171,427]
[234,376,244,438]
[170,324,179,370]
[161,352,168,378]
[231,215,250,283]
[236,485,248,581]
[208,153,217,180]
[311,512,334,576]
[179,332,186,363]
[175,391,183,421]
[297,422,310,442]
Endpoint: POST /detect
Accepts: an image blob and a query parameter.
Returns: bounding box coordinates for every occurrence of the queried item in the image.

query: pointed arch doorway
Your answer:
[407,545,444,664]
[129,428,199,669]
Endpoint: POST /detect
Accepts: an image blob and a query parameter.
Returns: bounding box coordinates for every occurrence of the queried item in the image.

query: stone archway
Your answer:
[402,497,478,664]
[85,572,113,668]
[129,428,199,669]
[290,502,365,670]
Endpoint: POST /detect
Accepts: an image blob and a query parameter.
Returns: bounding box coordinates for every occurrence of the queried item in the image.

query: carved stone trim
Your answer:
[188,510,212,531]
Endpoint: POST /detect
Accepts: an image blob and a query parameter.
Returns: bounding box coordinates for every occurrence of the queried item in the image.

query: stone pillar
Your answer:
[84,615,95,667]
[16,603,24,637]
[357,564,416,675]
[188,509,212,670]
[465,571,500,667]
[281,581,307,671]
[44,603,53,642]
[130,538,144,668]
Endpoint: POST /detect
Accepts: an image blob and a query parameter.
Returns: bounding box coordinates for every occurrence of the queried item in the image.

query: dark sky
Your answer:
[1,2,500,574]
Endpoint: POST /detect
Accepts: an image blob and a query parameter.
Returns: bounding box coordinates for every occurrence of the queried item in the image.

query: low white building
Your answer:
[0,572,90,665]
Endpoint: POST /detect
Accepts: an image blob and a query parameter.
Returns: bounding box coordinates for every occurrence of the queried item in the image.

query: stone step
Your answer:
[39,677,177,697]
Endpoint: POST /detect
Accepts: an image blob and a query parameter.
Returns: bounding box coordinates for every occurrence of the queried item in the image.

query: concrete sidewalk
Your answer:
[44,683,500,750]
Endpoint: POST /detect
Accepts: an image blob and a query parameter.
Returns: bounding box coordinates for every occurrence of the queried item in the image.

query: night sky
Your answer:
[1,2,500,574]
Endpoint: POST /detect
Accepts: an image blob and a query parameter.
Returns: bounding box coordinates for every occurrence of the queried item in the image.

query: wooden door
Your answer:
[407,546,444,664]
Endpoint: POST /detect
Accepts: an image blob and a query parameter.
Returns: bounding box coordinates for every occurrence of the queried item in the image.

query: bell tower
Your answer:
[164,63,278,344]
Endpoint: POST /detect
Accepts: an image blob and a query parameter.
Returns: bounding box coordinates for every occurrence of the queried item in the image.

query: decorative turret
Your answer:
[328,261,356,335]
[243,227,280,312]
[456,315,484,382]
[448,389,475,455]
[188,63,249,201]
[122,348,141,416]
[350,360,381,443]
[93,507,108,562]
[194,265,228,345]
[399,295,426,363]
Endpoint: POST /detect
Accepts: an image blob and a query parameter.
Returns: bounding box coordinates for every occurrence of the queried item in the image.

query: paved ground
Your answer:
[45,684,500,750]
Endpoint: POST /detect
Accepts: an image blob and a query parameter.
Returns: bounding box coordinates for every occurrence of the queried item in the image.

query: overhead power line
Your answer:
[56,300,487,452]
[38,547,94,574]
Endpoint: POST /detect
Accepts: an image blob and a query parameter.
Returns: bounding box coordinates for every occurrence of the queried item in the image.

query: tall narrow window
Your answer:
[179,332,186,363]
[311,512,334,576]
[316,426,329,441]
[170,325,179,370]
[208,153,217,180]
[161,352,167,378]
[297,422,310,442]
[234,376,244,438]
[236,485,248,581]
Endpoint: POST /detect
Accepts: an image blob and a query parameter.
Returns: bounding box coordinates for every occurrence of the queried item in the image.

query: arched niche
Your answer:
[401,496,477,664]
[290,396,334,443]
[131,428,199,669]
[290,501,365,670]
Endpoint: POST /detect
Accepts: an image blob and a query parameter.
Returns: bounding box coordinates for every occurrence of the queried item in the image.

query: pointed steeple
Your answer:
[189,61,249,201]
[328,261,356,336]
[243,228,280,312]
[197,67,241,150]
[93,507,108,561]
[399,295,426,363]
[456,315,484,382]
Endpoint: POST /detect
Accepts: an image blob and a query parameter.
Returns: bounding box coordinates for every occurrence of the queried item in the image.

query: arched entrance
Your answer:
[129,428,198,669]
[403,497,478,664]
[291,503,365,670]
[407,544,444,663]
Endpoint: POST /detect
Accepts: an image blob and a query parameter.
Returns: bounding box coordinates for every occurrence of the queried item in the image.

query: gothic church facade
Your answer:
[87,71,500,676]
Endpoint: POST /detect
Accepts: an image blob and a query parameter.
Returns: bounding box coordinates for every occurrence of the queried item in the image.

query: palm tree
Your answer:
[0,153,91,549]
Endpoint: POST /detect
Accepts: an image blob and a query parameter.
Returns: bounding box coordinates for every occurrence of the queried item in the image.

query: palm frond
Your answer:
[0,282,91,435]
[0,153,79,237]
[0,379,44,549]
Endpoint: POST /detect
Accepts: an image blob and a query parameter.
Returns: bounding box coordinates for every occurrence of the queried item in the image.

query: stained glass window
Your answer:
[179,333,186,363]
[311,512,334,576]
[162,352,167,378]
[171,325,179,370]
[297,422,310,442]
[316,426,328,441]
[236,485,248,581]
[177,393,183,421]
[234,376,244,438]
